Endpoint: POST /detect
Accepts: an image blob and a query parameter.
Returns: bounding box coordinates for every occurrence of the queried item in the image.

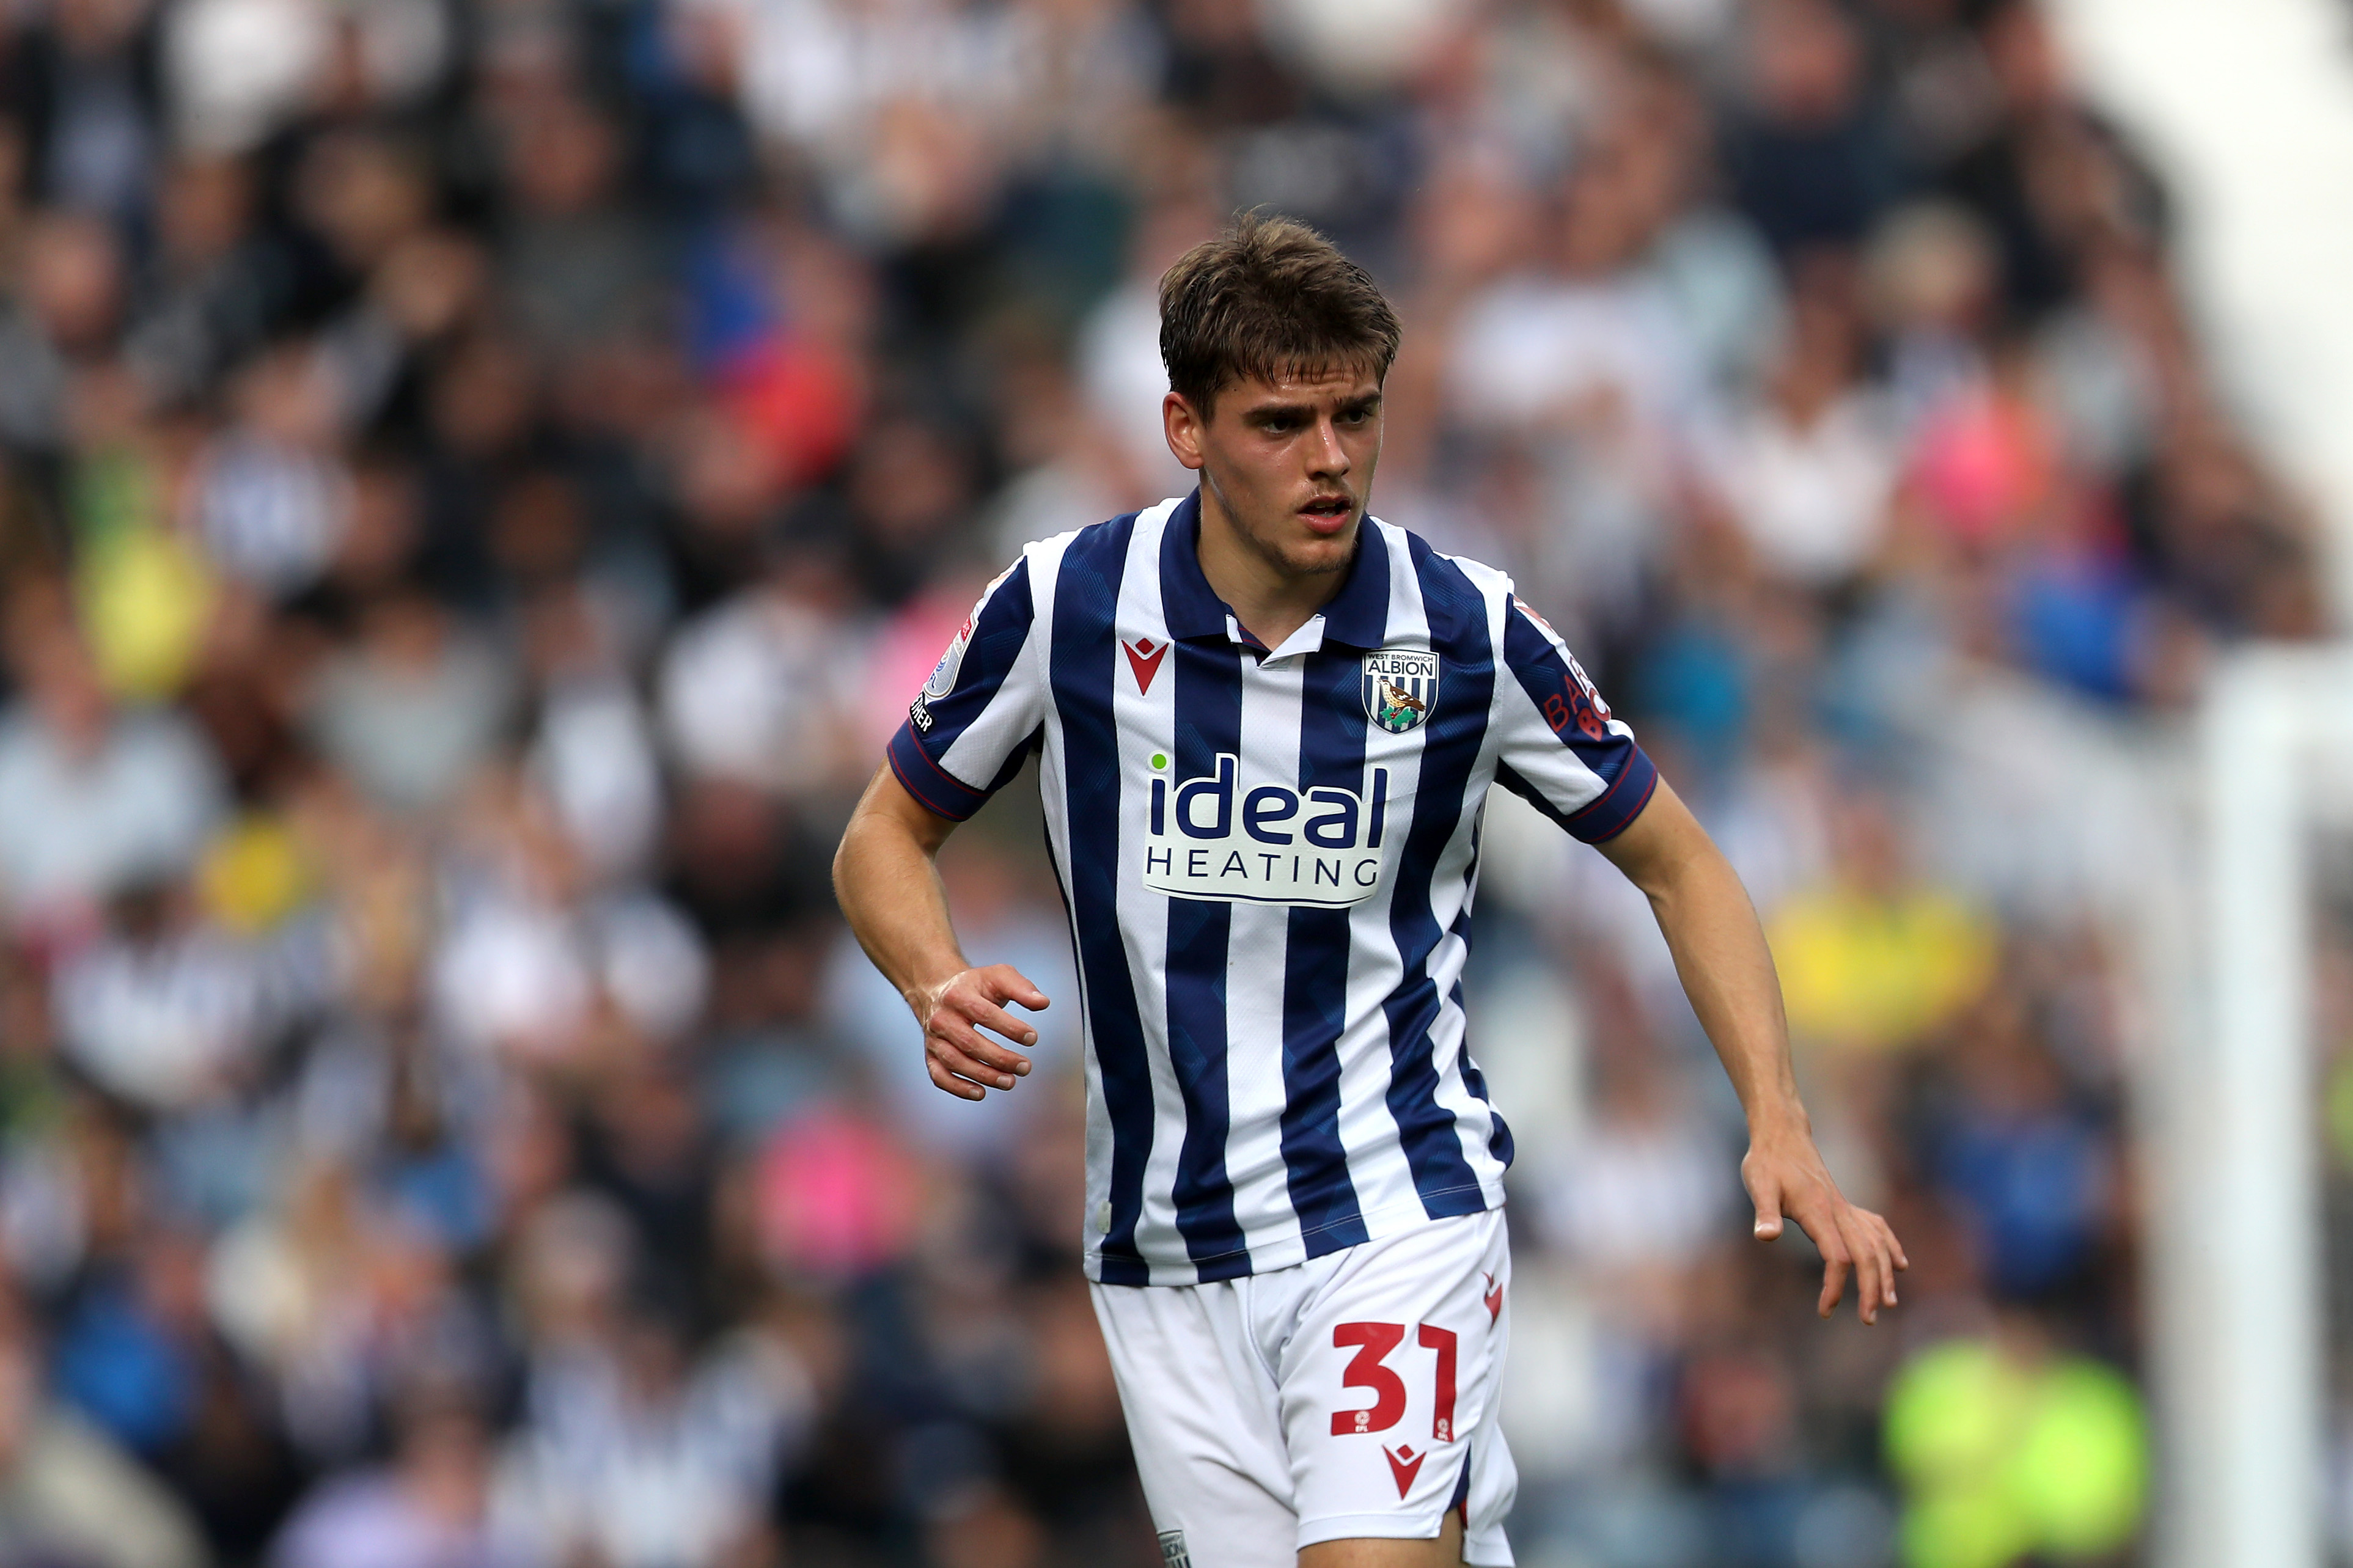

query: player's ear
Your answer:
[1162,391,1207,472]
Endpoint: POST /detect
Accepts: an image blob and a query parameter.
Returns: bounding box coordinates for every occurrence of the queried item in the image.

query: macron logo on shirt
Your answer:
[1123,636,1167,694]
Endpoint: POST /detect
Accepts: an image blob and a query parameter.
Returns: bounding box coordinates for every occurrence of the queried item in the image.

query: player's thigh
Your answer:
[1275,1212,1516,1561]
[1297,1509,1466,1567]
[1090,1278,1298,1568]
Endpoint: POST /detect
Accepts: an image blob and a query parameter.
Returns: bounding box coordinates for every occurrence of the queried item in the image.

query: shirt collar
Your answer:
[1159,489,1392,652]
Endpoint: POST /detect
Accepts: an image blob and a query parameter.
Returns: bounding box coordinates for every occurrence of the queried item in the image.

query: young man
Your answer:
[834,214,1905,1568]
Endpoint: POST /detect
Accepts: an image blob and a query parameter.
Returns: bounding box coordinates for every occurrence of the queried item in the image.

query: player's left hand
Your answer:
[1742,1129,1908,1325]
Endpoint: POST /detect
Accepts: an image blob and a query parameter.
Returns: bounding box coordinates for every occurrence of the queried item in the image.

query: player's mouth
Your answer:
[1298,493,1356,537]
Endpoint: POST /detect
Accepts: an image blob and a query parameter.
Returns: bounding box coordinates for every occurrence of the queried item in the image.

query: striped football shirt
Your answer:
[887,491,1659,1285]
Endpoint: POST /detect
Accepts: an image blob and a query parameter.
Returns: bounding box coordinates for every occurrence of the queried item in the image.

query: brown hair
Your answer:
[1158,211,1401,416]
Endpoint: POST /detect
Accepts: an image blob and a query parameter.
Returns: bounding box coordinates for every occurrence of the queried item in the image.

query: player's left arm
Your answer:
[1595,782,1909,1324]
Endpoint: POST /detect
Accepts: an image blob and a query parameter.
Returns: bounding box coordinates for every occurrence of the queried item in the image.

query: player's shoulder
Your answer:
[1014,495,1191,579]
[1364,515,1522,647]
[1364,515,1513,597]
[978,523,1090,608]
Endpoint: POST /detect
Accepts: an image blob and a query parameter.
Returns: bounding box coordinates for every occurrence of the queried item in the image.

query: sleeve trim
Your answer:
[1562,746,1660,843]
[887,724,991,821]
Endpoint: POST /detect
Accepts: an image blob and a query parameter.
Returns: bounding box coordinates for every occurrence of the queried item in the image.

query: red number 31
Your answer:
[1330,1322,1458,1442]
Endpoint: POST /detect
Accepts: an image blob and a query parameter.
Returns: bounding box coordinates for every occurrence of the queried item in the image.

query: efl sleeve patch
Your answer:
[892,557,1041,818]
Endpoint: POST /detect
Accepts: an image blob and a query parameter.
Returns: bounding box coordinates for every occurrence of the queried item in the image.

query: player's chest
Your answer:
[1088,636,1459,759]
[1066,636,1486,907]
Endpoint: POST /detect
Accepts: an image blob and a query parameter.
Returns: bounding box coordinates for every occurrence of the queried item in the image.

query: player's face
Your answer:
[1163,364,1384,584]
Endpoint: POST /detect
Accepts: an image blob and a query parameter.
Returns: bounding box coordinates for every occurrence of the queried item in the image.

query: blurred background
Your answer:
[0,0,2346,1563]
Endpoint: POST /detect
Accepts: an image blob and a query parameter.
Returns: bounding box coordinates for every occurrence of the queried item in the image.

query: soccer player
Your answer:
[834,214,1905,1568]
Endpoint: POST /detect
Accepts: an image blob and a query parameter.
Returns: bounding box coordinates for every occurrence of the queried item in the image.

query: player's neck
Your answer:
[1194,488,1353,653]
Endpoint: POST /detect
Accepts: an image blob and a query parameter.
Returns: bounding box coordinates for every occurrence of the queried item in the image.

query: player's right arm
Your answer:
[834,764,1049,1101]
[834,554,1053,1100]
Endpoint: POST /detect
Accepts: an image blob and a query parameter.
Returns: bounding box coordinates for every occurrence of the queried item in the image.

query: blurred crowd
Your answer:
[0,0,2326,1563]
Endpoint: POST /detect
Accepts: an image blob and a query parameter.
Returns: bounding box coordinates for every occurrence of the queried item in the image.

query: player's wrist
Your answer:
[1744,1101,1814,1148]
[901,964,969,1019]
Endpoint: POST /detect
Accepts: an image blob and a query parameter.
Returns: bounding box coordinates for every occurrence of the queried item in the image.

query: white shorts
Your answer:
[1090,1209,1517,1567]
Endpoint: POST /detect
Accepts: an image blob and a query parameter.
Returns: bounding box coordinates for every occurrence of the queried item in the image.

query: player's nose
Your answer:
[1307,414,1351,475]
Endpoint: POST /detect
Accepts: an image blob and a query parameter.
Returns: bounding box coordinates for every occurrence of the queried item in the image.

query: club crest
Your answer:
[1363,648,1439,734]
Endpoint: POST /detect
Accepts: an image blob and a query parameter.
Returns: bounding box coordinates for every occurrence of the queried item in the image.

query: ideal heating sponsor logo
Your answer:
[1141,752,1392,906]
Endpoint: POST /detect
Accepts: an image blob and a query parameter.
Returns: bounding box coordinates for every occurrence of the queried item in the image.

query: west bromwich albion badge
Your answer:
[1363,648,1439,734]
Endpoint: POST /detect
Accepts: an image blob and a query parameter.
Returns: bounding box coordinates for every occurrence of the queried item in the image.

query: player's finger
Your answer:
[1881,1214,1911,1273]
[925,1055,986,1101]
[1750,1179,1784,1242]
[1826,1208,1876,1321]
[930,1010,1022,1069]
[1848,1209,1900,1289]
[1816,1236,1851,1319]
[958,995,1040,1055]
[942,1017,1030,1080]
[1842,1214,1883,1325]
[981,965,1051,1012]
[1869,1215,1904,1302]
[928,1030,1019,1093]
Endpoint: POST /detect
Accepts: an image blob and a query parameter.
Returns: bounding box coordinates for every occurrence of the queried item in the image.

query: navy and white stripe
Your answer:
[886,493,1657,1284]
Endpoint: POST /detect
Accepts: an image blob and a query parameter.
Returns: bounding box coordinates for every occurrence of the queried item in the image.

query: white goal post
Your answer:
[2149,643,2353,1568]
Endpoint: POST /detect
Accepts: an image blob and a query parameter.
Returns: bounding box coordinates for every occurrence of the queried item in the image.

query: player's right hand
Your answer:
[909,965,1051,1100]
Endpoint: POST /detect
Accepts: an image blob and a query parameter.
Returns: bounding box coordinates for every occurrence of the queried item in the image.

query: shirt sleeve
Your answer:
[885,556,1044,820]
[1491,592,1659,843]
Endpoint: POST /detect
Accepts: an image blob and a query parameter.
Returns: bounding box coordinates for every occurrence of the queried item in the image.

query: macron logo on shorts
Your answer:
[1384,1443,1426,1497]
[1157,1530,1191,1567]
